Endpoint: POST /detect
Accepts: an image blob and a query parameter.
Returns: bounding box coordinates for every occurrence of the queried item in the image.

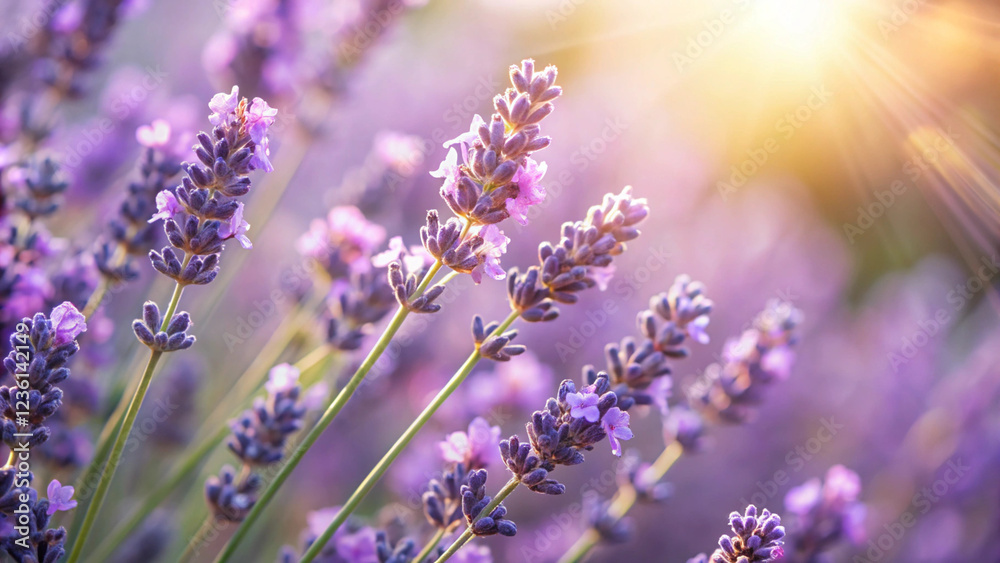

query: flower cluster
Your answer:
[0,303,84,561]
[416,59,562,289]
[689,299,802,425]
[597,275,714,411]
[1,303,87,449]
[8,158,68,221]
[146,85,275,285]
[297,206,387,279]
[138,87,276,350]
[423,418,502,534]
[35,0,137,98]
[665,299,803,450]
[500,372,632,499]
[0,471,77,562]
[94,130,184,284]
[689,505,785,563]
[507,186,649,324]
[205,364,306,522]
[782,465,866,562]
[279,505,421,563]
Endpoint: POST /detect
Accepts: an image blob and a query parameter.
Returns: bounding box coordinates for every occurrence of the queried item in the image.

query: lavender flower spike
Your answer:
[708,505,785,563]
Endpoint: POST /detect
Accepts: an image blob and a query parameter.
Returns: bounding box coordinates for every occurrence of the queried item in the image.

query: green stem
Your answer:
[86,344,335,563]
[66,280,188,563]
[412,527,446,563]
[298,308,520,563]
[213,260,446,563]
[556,441,684,563]
[433,478,520,563]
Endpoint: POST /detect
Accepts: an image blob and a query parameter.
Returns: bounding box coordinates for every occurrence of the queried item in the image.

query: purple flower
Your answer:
[209,85,240,126]
[50,302,87,346]
[784,478,822,516]
[823,464,861,505]
[335,526,378,563]
[245,97,278,143]
[687,313,711,344]
[590,265,616,292]
[444,114,486,163]
[601,407,633,457]
[135,119,172,149]
[374,131,424,174]
[452,544,493,563]
[470,225,508,284]
[298,206,387,274]
[9,268,53,321]
[430,148,461,199]
[265,363,300,395]
[506,158,546,225]
[148,190,183,223]
[372,236,432,274]
[438,417,501,470]
[246,97,278,172]
[219,202,252,249]
[249,135,274,172]
[307,507,343,540]
[760,346,795,381]
[566,392,601,422]
[46,479,77,515]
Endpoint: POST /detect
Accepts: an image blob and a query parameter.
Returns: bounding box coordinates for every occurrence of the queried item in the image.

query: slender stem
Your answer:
[556,441,684,563]
[65,280,188,563]
[86,345,335,563]
[81,278,109,319]
[412,527,446,563]
[433,478,520,563]
[213,260,447,563]
[2,451,13,469]
[298,308,520,563]
[179,515,219,563]
[65,349,164,563]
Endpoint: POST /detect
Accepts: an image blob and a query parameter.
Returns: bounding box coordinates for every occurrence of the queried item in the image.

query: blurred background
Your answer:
[3,0,1000,561]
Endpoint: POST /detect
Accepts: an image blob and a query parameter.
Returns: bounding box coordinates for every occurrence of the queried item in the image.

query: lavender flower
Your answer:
[297,206,387,278]
[461,469,517,537]
[688,300,803,424]
[705,505,786,563]
[506,187,649,324]
[1,302,86,449]
[137,87,276,349]
[782,466,866,562]
[205,365,306,521]
[596,275,713,410]
[9,158,69,221]
[0,469,69,563]
[45,480,77,515]
[146,85,275,285]
[324,273,397,352]
[279,506,407,563]
[418,59,562,288]
[424,419,502,535]
[438,417,501,470]
[500,372,631,499]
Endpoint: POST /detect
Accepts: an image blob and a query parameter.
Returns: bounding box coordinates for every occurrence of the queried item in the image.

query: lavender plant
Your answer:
[558,299,801,562]
[687,505,787,563]
[782,465,866,562]
[0,302,86,562]
[212,58,564,563]
[64,86,278,563]
[296,186,650,563]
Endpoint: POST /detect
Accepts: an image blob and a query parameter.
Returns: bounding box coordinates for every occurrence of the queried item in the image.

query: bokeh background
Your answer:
[3,0,999,561]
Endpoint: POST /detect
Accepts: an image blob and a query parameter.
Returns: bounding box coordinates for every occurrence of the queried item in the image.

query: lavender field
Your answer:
[0,0,998,562]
